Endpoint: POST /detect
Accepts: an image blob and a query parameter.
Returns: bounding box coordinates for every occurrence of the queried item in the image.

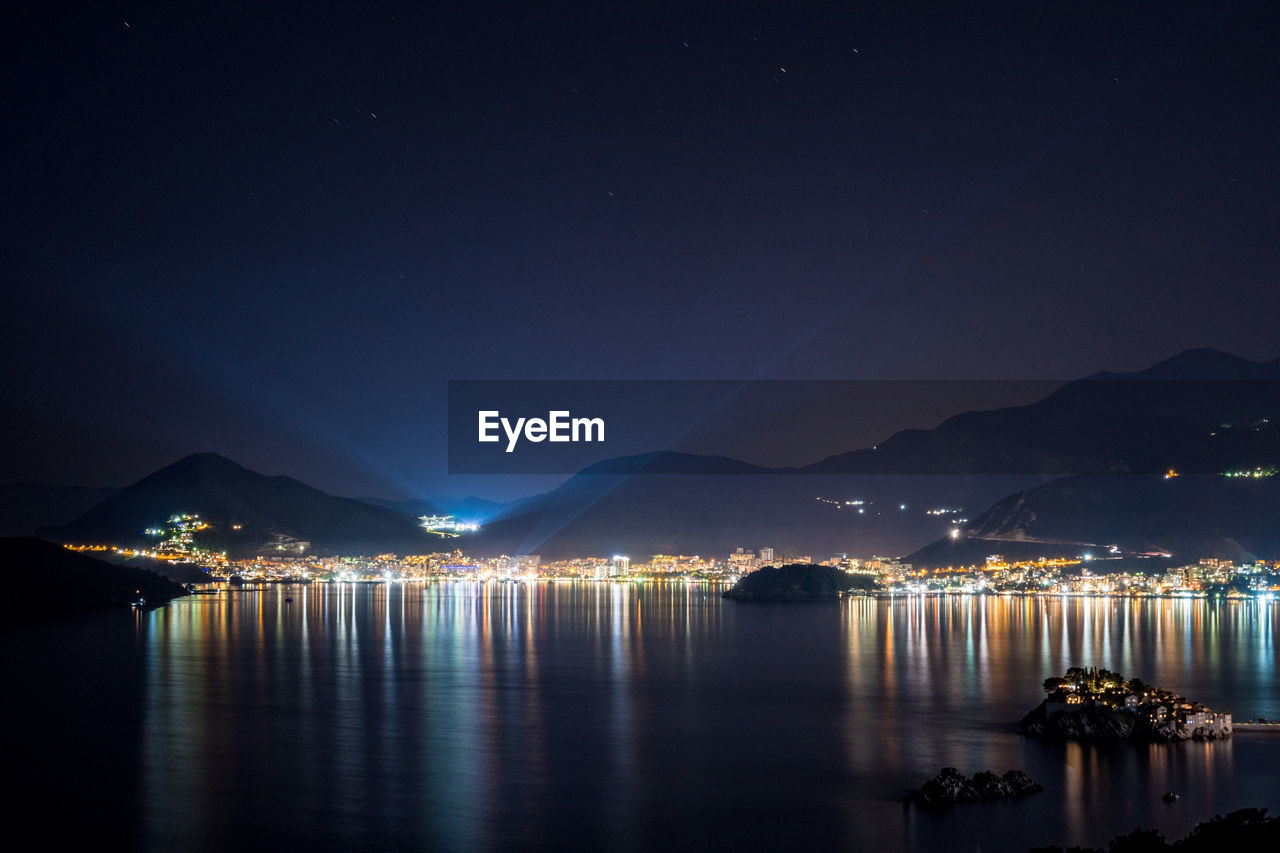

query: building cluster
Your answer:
[889,555,1280,597]
[176,543,872,583]
[60,510,1280,597]
[724,548,901,577]
[1042,667,1232,738]
[417,515,480,538]
[143,513,217,556]
[186,550,724,583]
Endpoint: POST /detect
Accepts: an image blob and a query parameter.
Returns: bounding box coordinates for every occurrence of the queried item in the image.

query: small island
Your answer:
[1021,666,1232,742]
[911,767,1043,806]
[722,563,876,601]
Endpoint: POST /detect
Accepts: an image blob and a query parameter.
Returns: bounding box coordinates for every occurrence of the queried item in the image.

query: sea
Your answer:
[4,583,1278,852]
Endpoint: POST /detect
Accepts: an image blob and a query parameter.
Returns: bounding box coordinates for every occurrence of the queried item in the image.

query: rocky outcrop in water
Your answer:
[911,767,1043,806]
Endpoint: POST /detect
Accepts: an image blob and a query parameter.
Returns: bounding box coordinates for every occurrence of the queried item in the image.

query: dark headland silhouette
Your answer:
[0,537,187,618]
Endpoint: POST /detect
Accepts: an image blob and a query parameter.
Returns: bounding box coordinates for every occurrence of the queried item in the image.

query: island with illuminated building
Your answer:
[1021,666,1232,742]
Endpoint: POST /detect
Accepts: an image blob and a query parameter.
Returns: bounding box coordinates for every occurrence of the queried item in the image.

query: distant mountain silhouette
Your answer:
[1090,347,1280,381]
[804,348,1280,475]
[0,536,188,617]
[0,482,120,537]
[472,349,1280,559]
[30,349,1280,562]
[40,453,431,557]
[898,350,1280,566]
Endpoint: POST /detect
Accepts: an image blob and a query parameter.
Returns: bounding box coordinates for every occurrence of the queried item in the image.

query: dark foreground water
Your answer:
[4,584,1279,852]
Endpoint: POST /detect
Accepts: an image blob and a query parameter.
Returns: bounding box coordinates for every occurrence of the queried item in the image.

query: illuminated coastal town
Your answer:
[63,512,1280,598]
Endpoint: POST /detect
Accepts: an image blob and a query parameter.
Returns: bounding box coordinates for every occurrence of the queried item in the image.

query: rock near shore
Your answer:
[912,767,1043,806]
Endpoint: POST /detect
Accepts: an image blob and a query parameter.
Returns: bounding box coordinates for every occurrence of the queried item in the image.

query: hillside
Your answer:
[909,473,1280,567]
[40,453,433,557]
[469,469,1032,559]
[0,537,187,617]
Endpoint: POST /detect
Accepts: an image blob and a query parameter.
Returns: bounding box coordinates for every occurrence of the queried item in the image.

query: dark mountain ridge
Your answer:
[27,349,1280,562]
[805,349,1280,476]
[472,349,1280,558]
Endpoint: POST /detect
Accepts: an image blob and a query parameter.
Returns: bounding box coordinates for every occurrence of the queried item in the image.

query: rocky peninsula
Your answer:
[1021,666,1232,742]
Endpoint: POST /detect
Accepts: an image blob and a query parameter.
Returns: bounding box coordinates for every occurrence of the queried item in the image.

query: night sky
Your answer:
[4,1,1279,499]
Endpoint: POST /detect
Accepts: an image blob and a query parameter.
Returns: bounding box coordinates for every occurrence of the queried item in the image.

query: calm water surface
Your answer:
[5,583,1279,852]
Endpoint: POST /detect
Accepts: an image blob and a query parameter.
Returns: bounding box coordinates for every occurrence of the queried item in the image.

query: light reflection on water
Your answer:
[129,585,1280,851]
